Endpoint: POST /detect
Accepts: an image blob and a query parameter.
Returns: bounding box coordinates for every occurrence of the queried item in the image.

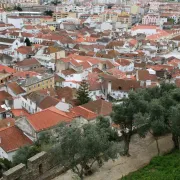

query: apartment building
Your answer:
[53,12,77,21]
[21,74,54,93]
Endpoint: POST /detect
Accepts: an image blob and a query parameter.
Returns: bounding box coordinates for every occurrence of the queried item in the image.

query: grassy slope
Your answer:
[121,151,180,180]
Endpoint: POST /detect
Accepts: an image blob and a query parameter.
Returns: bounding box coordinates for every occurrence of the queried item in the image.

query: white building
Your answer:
[91,5,105,15]
[0,126,32,161]
[131,25,160,36]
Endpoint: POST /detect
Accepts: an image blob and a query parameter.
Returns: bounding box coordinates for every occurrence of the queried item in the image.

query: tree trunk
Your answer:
[172,134,180,150]
[79,174,84,180]
[155,137,160,156]
[123,133,131,157]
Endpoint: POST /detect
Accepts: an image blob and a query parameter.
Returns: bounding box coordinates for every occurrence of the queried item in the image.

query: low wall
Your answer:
[2,151,64,180]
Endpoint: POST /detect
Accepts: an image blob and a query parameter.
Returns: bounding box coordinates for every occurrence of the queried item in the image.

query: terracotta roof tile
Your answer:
[0,91,12,103]
[81,99,112,116]
[13,71,39,78]
[0,65,15,74]
[11,109,30,117]
[7,82,25,95]
[15,58,40,67]
[16,46,33,55]
[38,96,60,110]
[70,106,97,120]
[137,70,157,81]
[27,107,72,132]
[0,117,15,129]
[0,126,32,152]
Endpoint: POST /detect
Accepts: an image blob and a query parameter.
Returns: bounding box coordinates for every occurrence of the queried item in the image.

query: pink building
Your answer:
[142,14,160,25]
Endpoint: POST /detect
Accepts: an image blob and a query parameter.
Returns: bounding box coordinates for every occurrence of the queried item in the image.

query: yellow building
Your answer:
[22,74,54,93]
[48,26,56,31]
[100,12,118,23]
[53,12,77,21]
[44,46,66,59]
[117,12,132,27]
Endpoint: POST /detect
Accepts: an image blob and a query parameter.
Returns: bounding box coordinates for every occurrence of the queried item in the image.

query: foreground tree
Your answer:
[52,123,119,180]
[169,105,180,149]
[24,37,31,46]
[13,145,41,166]
[77,80,91,105]
[0,158,12,177]
[111,91,148,156]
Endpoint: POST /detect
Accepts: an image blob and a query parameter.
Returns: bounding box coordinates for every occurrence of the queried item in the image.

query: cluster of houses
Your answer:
[0,0,180,162]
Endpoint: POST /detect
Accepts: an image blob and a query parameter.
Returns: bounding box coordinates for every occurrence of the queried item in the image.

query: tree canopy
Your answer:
[111,83,180,156]
[24,37,31,46]
[51,122,119,180]
[77,80,91,105]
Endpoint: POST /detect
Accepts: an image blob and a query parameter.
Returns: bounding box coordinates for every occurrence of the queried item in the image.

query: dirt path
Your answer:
[53,134,174,180]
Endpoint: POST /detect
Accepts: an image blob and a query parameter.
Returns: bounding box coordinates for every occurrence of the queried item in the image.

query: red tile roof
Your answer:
[107,68,126,79]
[0,65,15,74]
[7,82,25,95]
[38,96,60,109]
[16,58,40,67]
[0,117,15,129]
[13,71,39,78]
[27,107,72,132]
[0,91,12,103]
[11,109,30,117]
[16,46,33,55]
[70,106,97,120]
[116,59,131,66]
[81,99,112,116]
[0,126,32,152]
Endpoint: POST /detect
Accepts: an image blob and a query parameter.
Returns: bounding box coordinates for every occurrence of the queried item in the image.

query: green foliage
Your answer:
[14,6,22,11]
[0,158,12,177]
[24,37,31,46]
[111,91,148,156]
[121,151,180,180]
[13,145,41,166]
[51,0,61,5]
[44,10,54,16]
[51,123,119,179]
[112,83,180,156]
[77,80,91,105]
[167,18,175,24]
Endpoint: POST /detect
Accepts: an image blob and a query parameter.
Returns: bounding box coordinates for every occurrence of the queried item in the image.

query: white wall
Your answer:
[0,147,9,160]
[118,62,134,72]
[7,18,24,29]
[110,90,128,100]
[21,96,37,114]
[62,81,80,89]
[89,90,104,101]
[101,22,112,31]
[132,29,157,36]
[55,101,72,112]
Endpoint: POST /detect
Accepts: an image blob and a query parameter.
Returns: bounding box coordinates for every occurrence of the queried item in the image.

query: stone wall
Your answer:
[2,151,64,180]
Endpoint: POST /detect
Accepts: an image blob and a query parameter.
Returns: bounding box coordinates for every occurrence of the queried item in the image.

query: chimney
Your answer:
[7,122,11,127]
[47,91,50,96]
[0,137,1,144]
[26,74,30,79]
[61,98,65,102]
[107,81,112,94]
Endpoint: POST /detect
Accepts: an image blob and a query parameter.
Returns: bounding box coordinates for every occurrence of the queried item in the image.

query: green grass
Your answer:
[121,151,180,180]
